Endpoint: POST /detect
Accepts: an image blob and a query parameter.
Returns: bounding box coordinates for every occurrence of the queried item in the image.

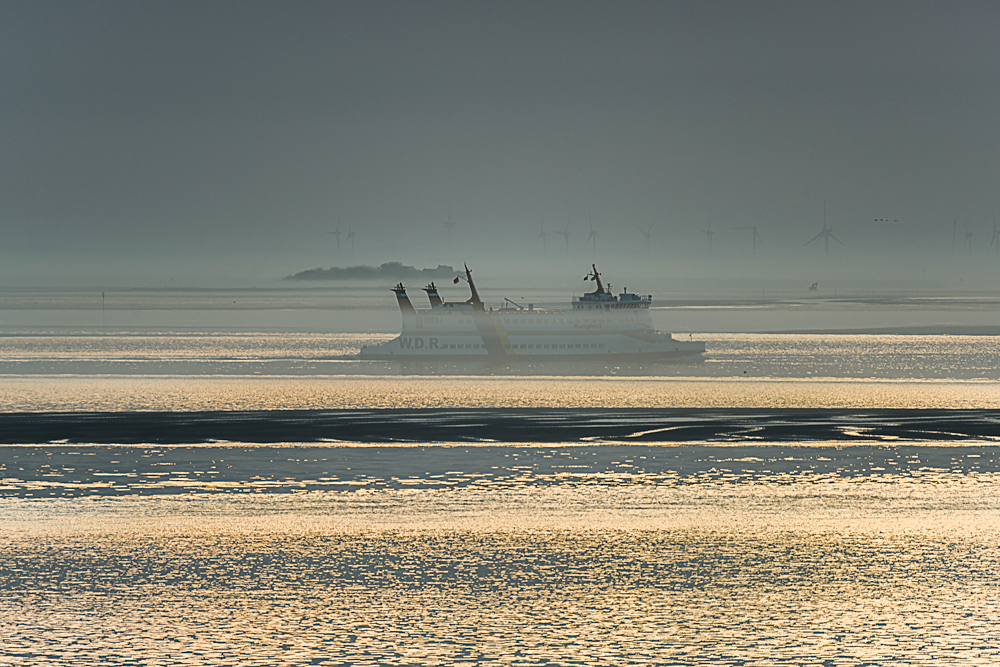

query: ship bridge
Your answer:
[573,264,651,310]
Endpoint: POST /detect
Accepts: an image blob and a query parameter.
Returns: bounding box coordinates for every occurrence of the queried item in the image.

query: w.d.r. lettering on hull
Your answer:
[399,337,440,350]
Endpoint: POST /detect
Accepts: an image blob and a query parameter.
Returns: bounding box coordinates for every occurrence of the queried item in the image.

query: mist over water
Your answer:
[4,2,1000,663]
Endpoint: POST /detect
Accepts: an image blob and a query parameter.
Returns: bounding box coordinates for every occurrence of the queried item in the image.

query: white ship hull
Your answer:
[359,264,705,362]
[360,308,704,360]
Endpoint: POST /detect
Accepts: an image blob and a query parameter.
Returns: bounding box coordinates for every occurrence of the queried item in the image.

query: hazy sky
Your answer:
[2,1,999,286]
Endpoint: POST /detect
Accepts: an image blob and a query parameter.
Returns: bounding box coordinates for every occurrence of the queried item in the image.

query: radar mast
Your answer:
[584,264,608,295]
[456,263,484,311]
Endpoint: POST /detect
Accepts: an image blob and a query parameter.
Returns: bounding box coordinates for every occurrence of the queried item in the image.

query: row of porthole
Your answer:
[501,317,643,324]
[504,343,606,350]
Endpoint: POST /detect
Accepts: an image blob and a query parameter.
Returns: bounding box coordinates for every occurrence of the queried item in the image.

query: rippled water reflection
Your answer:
[2,332,999,379]
[5,374,999,411]
[4,442,1000,497]
[6,526,999,664]
[3,332,998,411]
[3,444,1000,664]
[3,329,1000,663]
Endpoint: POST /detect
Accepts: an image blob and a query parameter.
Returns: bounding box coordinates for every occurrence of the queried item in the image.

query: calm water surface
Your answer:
[3,329,1000,664]
[1,332,999,411]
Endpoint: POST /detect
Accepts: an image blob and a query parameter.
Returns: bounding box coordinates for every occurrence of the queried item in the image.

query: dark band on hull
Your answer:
[359,349,705,361]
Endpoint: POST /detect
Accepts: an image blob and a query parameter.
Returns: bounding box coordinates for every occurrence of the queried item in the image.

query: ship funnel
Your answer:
[422,282,443,308]
[391,282,416,315]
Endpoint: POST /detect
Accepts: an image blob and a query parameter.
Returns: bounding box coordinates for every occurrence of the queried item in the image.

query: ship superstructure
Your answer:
[360,264,705,360]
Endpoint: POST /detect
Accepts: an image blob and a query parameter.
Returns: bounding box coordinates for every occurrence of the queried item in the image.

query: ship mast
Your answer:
[459,263,484,311]
[585,264,607,295]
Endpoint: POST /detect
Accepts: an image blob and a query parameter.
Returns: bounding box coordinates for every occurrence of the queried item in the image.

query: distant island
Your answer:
[285,262,458,282]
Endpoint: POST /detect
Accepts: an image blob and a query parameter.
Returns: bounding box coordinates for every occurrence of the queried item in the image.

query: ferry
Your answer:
[359,264,705,360]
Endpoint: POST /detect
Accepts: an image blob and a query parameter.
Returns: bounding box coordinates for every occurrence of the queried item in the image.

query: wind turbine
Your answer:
[805,202,842,256]
[701,223,714,252]
[537,225,548,251]
[442,204,456,242]
[327,215,342,249]
[555,216,571,253]
[952,218,958,254]
[733,215,763,255]
[635,223,654,253]
[346,222,356,252]
[989,212,1000,258]
[586,215,598,252]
